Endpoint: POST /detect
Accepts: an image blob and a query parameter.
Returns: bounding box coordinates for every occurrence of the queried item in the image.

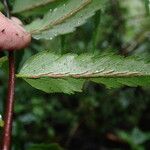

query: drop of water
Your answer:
[77,21,80,25]
[53,8,58,12]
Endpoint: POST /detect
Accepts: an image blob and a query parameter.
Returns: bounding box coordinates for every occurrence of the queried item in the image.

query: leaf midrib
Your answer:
[16,72,150,79]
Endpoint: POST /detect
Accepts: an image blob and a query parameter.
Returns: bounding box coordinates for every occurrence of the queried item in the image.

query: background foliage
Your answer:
[0,0,150,150]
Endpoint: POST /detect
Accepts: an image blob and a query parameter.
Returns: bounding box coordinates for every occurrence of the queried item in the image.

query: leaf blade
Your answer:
[26,0,105,40]
[18,51,150,94]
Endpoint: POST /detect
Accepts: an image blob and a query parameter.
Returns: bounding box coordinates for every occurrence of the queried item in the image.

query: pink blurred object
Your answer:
[11,17,23,26]
[0,12,31,51]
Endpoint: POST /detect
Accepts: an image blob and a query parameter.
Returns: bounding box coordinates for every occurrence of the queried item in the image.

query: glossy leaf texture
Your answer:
[25,0,105,40]
[17,51,150,94]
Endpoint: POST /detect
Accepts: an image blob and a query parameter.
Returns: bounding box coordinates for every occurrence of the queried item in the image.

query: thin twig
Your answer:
[1,52,15,150]
[1,0,16,150]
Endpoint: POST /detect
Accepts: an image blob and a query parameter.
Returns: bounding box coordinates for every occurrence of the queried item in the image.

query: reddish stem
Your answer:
[1,51,15,150]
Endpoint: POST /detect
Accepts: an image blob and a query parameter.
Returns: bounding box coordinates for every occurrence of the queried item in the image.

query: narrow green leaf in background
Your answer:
[17,51,150,94]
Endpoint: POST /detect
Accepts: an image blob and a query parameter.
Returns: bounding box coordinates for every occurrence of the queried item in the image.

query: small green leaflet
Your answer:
[13,0,57,13]
[17,51,150,94]
[25,0,105,40]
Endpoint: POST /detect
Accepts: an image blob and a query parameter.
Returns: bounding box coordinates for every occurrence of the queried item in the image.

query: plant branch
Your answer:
[1,1,16,150]
[1,52,15,150]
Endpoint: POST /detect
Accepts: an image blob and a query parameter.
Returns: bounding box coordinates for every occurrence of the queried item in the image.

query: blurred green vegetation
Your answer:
[0,0,150,150]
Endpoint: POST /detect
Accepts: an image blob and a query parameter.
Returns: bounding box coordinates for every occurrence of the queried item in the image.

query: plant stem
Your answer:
[1,52,15,150]
[1,0,16,150]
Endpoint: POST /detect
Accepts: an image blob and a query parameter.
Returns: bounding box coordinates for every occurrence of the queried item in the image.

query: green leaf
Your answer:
[117,128,150,146]
[17,51,150,94]
[26,0,105,40]
[13,0,58,13]
[28,143,63,150]
[0,115,4,127]
[0,57,7,69]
